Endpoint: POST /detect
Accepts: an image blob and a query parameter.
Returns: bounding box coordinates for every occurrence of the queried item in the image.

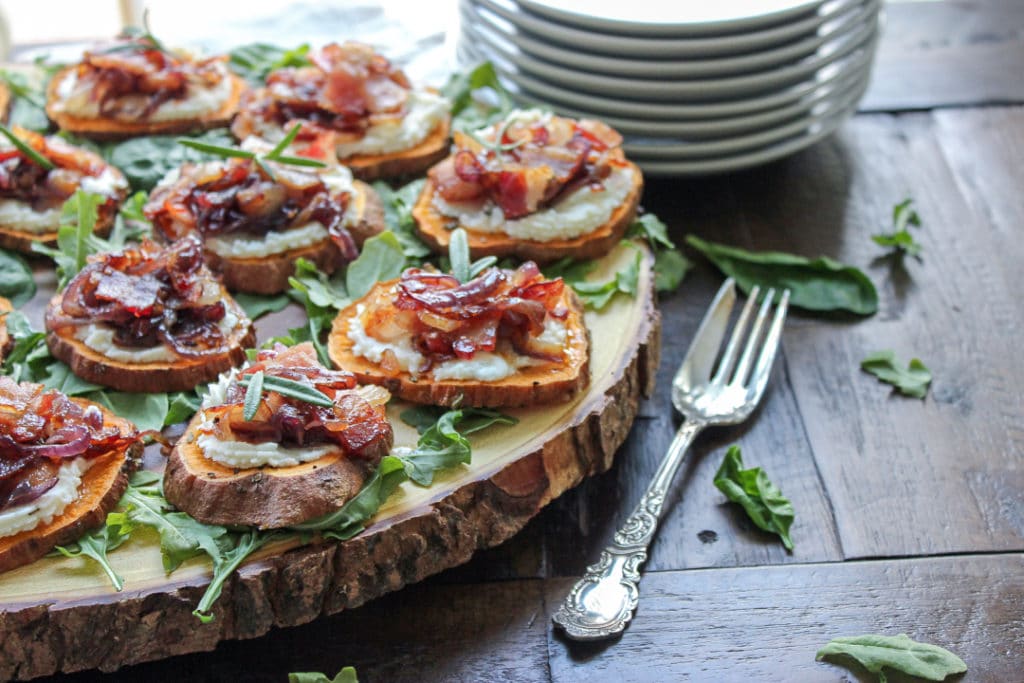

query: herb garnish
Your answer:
[0,123,55,170]
[873,197,923,258]
[228,42,312,85]
[242,370,264,420]
[816,633,966,683]
[237,373,333,408]
[860,350,932,398]
[177,123,326,180]
[713,446,794,550]
[470,117,528,155]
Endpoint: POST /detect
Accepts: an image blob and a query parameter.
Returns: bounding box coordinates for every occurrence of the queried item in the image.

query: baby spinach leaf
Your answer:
[0,248,36,306]
[0,69,50,131]
[653,248,692,293]
[713,446,794,550]
[104,128,235,191]
[861,350,932,399]
[289,667,359,683]
[873,198,923,258]
[232,292,292,320]
[228,42,311,84]
[345,231,406,300]
[89,391,169,433]
[686,235,878,315]
[816,633,966,683]
[165,389,203,426]
[0,311,49,382]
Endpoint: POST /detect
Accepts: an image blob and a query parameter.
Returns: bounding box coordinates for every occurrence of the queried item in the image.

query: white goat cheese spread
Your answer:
[347,305,567,382]
[432,165,634,243]
[0,201,62,234]
[0,457,93,539]
[75,305,240,364]
[334,89,449,157]
[53,62,234,122]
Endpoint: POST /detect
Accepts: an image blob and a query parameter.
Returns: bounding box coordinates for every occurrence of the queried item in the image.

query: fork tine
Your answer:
[676,278,736,385]
[711,285,760,385]
[730,288,776,386]
[748,289,790,398]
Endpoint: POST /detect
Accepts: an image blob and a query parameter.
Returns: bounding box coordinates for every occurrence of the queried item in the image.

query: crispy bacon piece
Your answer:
[0,377,140,512]
[363,262,566,367]
[207,343,391,459]
[51,235,233,357]
[72,37,226,119]
[429,114,625,220]
[144,158,357,259]
[0,126,122,211]
[232,41,413,145]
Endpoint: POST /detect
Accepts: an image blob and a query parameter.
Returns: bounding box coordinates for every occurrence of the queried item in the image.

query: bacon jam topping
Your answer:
[67,36,227,120]
[144,158,357,258]
[0,127,125,212]
[0,377,139,512]
[204,343,392,458]
[429,111,626,220]
[359,262,569,375]
[50,235,237,358]
[232,41,413,147]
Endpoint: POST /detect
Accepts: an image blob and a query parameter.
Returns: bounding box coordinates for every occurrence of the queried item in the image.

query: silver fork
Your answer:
[552,278,790,641]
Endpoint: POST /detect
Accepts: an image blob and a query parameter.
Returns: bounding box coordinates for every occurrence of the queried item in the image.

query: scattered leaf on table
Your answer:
[713,445,794,550]
[861,350,932,398]
[816,633,966,683]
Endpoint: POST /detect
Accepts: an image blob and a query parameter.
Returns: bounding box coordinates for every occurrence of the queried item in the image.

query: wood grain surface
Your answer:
[8,1,1024,680]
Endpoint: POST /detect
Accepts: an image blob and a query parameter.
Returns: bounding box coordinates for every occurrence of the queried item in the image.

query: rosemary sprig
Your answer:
[242,370,264,421]
[177,123,326,181]
[236,373,333,408]
[0,124,54,170]
[470,118,528,155]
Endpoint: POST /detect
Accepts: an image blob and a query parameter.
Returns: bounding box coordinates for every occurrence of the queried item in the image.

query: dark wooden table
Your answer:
[36,1,1024,680]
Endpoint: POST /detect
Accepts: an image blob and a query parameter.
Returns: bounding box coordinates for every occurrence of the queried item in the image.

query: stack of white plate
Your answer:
[457,0,881,176]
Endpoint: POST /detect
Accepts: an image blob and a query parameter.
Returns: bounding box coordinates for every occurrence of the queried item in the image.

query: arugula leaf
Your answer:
[686,235,878,316]
[345,231,407,300]
[31,190,108,289]
[289,667,359,683]
[193,529,282,623]
[104,128,236,191]
[108,190,152,246]
[289,257,350,310]
[0,249,36,306]
[292,455,407,538]
[233,292,291,320]
[0,311,49,381]
[228,43,311,84]
[371,179,431,260]
[816,633,966,683]
[569,244,642,310]
[442,61,515,133]
[52,512,133,591]
[398,405,517,485]
[873,198,923,258]
[860,350,932,399]
[713,446,794,550]
[122,486,229,573]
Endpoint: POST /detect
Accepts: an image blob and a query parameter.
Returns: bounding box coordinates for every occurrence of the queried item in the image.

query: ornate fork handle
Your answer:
[552,419,705,640]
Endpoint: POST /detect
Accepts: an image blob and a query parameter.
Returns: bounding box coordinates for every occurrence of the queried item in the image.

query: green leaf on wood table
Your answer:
[713,445,794,550]
[289,667,358,683]
[873,197,923,258]
[861,350,932,398]
[686,235,878,315]
[816,633,966,682]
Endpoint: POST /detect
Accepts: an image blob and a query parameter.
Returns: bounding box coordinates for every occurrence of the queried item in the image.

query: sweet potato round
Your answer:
[342,116,452,182]
[164,410,391,529]
[205,180,386,294]
[46,67,248,140]
[45,294,256,393]
[0,403,141,573]
[412,161,643,265]
[327,282,590,407]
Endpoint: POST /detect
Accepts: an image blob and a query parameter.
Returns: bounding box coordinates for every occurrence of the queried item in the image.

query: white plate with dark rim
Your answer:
[496,56,872,140]
[631,95,860,176]
[462,5,877,101]
[466,0,864,59]
[466,0,878,80]
[457,21,877,115]
[619,69,870,159]
[514,0,824,37]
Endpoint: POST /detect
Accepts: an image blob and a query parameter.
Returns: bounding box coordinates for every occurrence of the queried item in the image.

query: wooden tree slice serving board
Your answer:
[0,243,661,680]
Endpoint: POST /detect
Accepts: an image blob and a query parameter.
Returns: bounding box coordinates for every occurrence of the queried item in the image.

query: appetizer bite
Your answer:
[413,109,643,263]
[144,140,385,294]
[44,235,256,393]
[0,297,11,360]
[0,125,128,252]
[45,33,246,139]
[164,342,393,529]
[328,261,589,407]
[231,41,451,181]
[0,377,143,572]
